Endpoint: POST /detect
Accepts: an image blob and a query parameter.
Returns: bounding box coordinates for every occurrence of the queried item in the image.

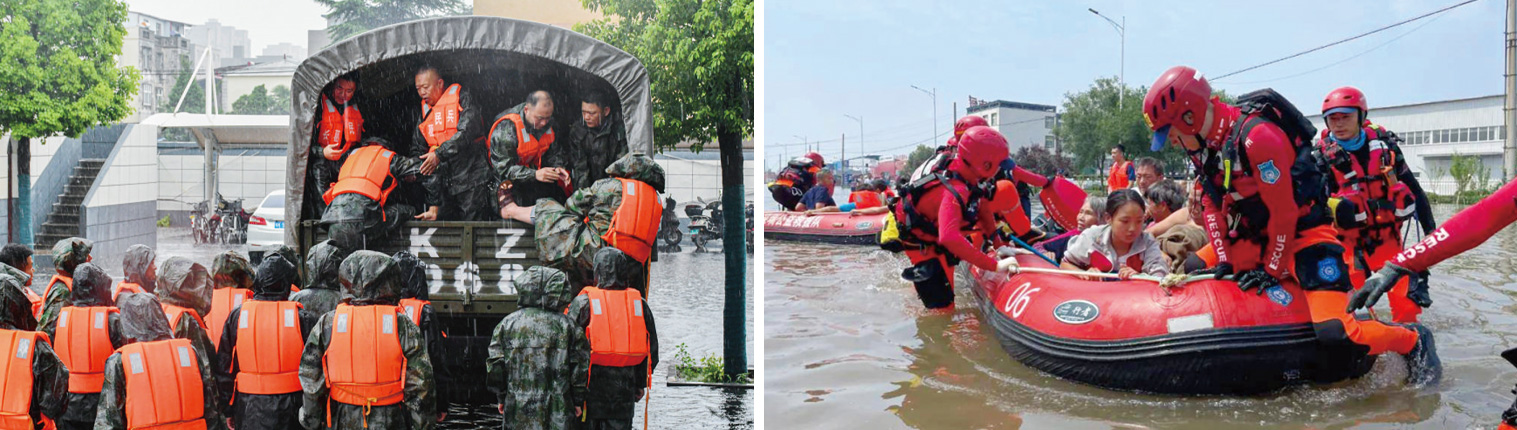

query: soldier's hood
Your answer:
[52,237,92,275]
[515,266,573,310]
[393,251,429,301]
[0,274,33,330]
[593,247,638,291]
[122,244,157,286]
[271,245,304,287]
[251,254,298,300]
[339,251,401,306]
[70,263,114,307]
[155,257,212,316]
[118,293,173,343]
[211,251,254,290]
[0,263,29,290]
[306,240,347,291]
[606,153,666,193]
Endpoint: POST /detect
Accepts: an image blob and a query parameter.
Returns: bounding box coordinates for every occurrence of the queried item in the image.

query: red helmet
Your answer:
[805,152,825,167]
[1322,86,1367,118]
[1142,66,1213,151]
[953,115,989,137]
[951,126,1009,182]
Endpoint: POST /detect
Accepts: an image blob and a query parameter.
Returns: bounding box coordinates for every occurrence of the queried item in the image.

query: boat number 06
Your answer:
[1002,282,1040,319]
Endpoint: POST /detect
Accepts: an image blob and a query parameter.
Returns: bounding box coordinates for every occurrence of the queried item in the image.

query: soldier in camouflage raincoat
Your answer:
[115,244,157,300]
[298,251,434,430]
[0,259,69,428]
[394,250,449,422]
[155,256,225,403]
[485,266,589,430]
[214,254,321,430]
[324,137,427,251]
[272,245,305,287]
[211,251,255,290]
[292,240,348,316]
[532,153,665,289]
[94,293,227,430]
[37,237,93,331]
[567,248,659,430]
[47,263,129,430]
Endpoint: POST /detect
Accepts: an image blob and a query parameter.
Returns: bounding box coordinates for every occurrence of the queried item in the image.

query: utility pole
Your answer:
[1090,8,1126,107]
[841,133,846,184]
[1505,0,1516,180]
[911,85,938,141]
[793,135,807,157]
[844,114,863,179]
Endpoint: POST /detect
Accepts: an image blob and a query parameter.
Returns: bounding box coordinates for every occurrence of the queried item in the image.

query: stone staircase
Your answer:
[35,159,104,249]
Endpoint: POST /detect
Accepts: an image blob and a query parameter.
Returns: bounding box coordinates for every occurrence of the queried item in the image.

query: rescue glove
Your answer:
[1346,262,1415,313]
[1190,262,1233,280]
[1235,269,1279,295]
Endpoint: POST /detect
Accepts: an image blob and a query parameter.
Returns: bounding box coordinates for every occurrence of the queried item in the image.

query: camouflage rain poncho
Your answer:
[533,153,665,288]
[486,266,589,430]
[94,293,226,430]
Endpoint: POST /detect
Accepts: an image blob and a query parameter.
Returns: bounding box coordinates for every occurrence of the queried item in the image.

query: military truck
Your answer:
[285,16,654,399]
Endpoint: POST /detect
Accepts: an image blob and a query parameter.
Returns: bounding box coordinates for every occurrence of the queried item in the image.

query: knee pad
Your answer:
[1294,243,1351,292]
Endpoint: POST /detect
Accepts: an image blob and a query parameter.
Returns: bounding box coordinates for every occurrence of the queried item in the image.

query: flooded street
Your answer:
[765,203,1517,429]
[44,227,752,429]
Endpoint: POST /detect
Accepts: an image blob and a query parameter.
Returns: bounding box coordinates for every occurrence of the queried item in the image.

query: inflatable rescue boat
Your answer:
[968,254,1375,395]
[763,210,885,245]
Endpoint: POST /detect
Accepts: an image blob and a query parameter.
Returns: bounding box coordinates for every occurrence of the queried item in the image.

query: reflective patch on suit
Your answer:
[95,311,105,329]
[591,298,603,315]
[1265,285,1293,307]
[285,308,296,328]
[240,311,250,329]
[1258,160,1281,184]
[58,310,68,327]
[15,338,30,359]
[336,313,349,333]
[1318,258,1341,283]
[128,353,145,374]
[382,314,394,334]
[178,346,192,367]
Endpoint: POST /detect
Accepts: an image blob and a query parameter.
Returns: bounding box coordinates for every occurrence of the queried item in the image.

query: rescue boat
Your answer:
[763,210,885,245]
[967,254,1376,395]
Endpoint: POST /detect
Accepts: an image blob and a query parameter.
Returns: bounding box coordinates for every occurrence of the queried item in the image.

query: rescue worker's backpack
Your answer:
[882,147,987,252]
[579,287,650,367]
[1197,88,1333,235]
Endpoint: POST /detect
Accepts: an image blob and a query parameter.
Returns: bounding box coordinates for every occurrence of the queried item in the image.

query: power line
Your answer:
[1216,11,1448,86]
[1212,0,1480,81]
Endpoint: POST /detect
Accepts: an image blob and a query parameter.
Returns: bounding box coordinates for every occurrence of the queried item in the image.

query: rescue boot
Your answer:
[1403,323,1441,386]
[1502,384,1517,430]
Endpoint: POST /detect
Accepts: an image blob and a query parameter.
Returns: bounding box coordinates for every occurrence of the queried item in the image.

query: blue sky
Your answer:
[763,0,1506,170]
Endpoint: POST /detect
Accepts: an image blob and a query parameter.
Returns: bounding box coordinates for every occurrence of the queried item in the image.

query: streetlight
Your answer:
[844,114,863,182]
[910,85,938,142]
[1089,8,1125,106]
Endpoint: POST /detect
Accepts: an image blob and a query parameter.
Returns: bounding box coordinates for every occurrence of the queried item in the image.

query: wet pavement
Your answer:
[765,203,1517,429]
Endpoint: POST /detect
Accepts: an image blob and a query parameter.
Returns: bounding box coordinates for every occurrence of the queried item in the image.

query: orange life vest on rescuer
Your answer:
[601,178,661,264]
[322,304,405,426]
[0,329,45,429]
[419,83,462,150]
[233,301,304,395]
[207,288,252,350]
[161,304,207,331]
[488,112,556,169]
[323,146,398,211]
[398,298,429,325]
[35,275,72,319]
[119,338,207,430]
[580,287,650,367]
[1317,123,1417,237]
[55,306,117,393]
[320,95,364,159]
[113,281,145,301]
[1107,160,1132,191]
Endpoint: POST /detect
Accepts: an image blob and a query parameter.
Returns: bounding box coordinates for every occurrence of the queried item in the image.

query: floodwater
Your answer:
[38,227,753,429]
[765,203,1517,429]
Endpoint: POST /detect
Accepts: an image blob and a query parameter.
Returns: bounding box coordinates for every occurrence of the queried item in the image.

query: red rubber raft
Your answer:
[763,211,885,245]
[967,254,1375,395]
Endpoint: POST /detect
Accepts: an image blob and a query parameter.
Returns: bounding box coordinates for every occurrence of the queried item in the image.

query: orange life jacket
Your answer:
[601,178,662,264]
[233,301,304,395]
[118,338,206,430]
[161,304,207,331]
[113,281,145,301]
[319,95,364,159]
[579,288,650,367]
[1107,160,1132,191]
[35,275,72,319]
[1317,124,1417,241]
[419,83,462,150]
[207,288,252,350]
[398,298,429,325]
[0,329,45,429]
[55,306,117,393]
[22,288,41,322]
[488,112,556,169]
[323,145,398,213]
[848,191,884,209]
[323,304,406,424]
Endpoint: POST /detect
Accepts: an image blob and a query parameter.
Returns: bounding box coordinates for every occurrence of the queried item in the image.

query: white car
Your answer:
[246,190,287,263]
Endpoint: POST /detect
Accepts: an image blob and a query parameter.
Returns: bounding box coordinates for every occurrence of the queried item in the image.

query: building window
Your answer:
[1480,127,1491,141]
[1045,135,1054,147]
[1045,116,1054,129]
[990,113,998,126]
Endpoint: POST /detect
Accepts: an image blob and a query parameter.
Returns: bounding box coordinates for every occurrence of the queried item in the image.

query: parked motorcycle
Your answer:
[190,194,251,244]
[658,196,682,253]
[685,197,724,253]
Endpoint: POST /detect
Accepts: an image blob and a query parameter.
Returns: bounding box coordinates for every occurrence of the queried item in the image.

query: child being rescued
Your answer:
[1060,189,1169,280]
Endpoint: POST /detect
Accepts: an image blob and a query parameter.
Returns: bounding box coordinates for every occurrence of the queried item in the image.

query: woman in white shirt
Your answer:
[1060,189,1170,280]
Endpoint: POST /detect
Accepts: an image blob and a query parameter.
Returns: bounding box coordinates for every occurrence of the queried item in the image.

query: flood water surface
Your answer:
[765,204,1517,429]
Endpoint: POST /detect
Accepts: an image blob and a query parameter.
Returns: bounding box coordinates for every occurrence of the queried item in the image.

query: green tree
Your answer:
[159,56,206,114]
[0,0,140,243]
[1055,77,1230,177]
[313,0,471,43]
[231,84,292,115]
[1013,145,1071,178]
[899,144,936,177]
[577,0,753,378]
